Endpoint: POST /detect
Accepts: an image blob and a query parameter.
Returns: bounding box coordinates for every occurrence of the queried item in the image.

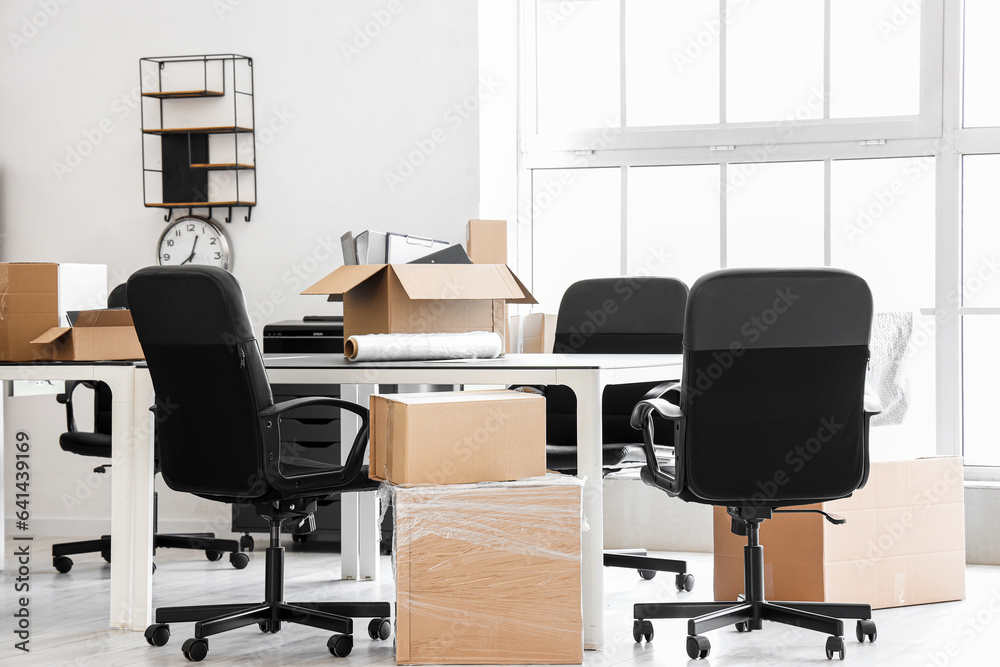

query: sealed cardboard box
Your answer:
[509,313,557,353]
[390,475,584,664]
[0,263,107,361]
[369,389,545,485]
[302,264,535,348]
[31,310,144,361]
[714,456,965,609]
[467,219,507,265]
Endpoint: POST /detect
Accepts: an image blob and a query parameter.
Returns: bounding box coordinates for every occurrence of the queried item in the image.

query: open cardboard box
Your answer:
[31,309,144,361]
[0,262,107,361]
[302,264,536,350]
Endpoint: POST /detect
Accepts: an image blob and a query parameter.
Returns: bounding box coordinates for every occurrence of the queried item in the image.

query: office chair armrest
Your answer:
[863,387,882,417]
[56,380,98,433]
[259,397,370,494]
[508,384,546,396]
[630,397,684,495]
[640,381,681,402]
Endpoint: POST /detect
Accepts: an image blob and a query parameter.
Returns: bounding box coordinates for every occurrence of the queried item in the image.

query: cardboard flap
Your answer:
[74,309,134,327]
[301,264,387,302]
[31,327,71,344]
[500,265,538,305]
[389,264,531,301]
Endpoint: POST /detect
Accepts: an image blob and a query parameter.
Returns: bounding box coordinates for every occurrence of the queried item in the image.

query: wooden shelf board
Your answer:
[189,163,255,170]
[142,90,225,99]
[145,201,256,208]
[142,126,254,135]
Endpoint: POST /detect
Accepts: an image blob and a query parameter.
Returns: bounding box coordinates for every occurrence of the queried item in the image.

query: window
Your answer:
[500,0,1000,475]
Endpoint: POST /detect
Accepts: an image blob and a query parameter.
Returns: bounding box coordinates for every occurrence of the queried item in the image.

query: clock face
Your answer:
[157,216,232,270]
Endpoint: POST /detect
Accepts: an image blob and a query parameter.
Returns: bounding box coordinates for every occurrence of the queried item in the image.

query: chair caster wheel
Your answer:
[632,619,654,643]
[240,535,254,552]
[856,619,877,643]
[687,634,710,659]
[291,533,306,543]
[205,550,223,562]
[328,634,353,657]
[826,635,846,660]
[638,569,656,580]
[230,552,249,569]
[181,638,208,661]
[675,573,695,592]
[368,618,392,640]
[258,621,278,633]
[735,621,750,632]
[53,556,73,573]
[144,623,170,646]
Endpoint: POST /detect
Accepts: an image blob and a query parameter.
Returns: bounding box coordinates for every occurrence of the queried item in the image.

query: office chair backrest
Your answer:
[127,266,275,498]
[549,277,687,445]
[679,268,872,507]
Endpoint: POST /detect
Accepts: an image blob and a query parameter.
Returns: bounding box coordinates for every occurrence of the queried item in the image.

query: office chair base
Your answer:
[603,551,694,591]
[53,533,244,573]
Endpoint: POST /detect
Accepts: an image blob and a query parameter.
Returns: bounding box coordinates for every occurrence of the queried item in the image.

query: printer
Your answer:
[262,316,344,354]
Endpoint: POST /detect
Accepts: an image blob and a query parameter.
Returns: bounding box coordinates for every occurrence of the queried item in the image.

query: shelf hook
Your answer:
[225,206,233,223]
[244,207,252,223]
[164,208,173,223]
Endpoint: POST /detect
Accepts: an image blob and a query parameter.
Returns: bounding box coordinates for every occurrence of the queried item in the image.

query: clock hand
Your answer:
[180,235,199,265]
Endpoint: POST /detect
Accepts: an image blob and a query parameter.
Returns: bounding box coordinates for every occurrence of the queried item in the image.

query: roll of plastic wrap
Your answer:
[344,331,504,362]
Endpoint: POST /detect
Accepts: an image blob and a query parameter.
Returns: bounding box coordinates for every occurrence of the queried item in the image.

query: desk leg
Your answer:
[109,367,154,631]
[567,373,605,650]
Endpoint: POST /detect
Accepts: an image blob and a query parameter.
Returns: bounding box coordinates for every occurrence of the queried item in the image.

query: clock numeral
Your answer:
[166,239,174,247]
[187,223,196,232]
[175,230,182,237]
[214,252,222,260]
[162,253,171,262]
[209,238,218,245]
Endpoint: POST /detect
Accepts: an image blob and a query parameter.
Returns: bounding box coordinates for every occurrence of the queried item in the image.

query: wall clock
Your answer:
[157,215,232,270]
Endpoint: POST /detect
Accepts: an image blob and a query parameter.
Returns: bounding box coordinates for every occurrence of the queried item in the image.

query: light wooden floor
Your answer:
[1,535,996,666]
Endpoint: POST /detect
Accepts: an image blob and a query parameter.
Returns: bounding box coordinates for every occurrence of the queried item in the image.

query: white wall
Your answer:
[1,0,481,535]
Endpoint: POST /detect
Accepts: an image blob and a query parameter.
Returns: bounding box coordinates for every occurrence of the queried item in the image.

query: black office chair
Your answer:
[629,268,881,661]
[52,285,247,574]
[128,266,391,662]
[525,277,695,591]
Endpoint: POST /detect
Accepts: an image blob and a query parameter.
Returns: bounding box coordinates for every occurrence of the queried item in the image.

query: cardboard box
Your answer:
[509,313,557,353]
[391,475,583,664]
[31,310,144,361]
[467,219,507,265]
[369,389,546,485]
[714,456,966,609]
[302,264,535,347]
[0,263,107,361]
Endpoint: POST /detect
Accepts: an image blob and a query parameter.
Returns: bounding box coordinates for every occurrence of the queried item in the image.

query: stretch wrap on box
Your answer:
[378,475,587,664]
[344,331,503,362]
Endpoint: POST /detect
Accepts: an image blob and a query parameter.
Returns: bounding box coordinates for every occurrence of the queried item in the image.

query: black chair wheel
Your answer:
[686,634,710,659]
[181,638,208,662]
[368,618,392,641]
[328,634,353,657]
[675,573,695,592]
[144,623,170,647]
[735,621,750,633]
[826,635,846,660]
[230,552,250,569]
[258,621,278,633]
[632,619,653,643]
[856,619,877,643]
[101,549,111,563]
[638,569,656,580]
[53,556,73,573]
[291,533,306,543]
[205,550,223,562]
[240,535,255,552]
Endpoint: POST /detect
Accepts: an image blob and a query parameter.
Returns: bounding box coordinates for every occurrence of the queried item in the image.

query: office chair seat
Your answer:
[59,431,112,459]
[546,443,674,472]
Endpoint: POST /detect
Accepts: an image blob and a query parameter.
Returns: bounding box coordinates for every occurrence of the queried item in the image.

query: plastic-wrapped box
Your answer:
[382,475,584,664]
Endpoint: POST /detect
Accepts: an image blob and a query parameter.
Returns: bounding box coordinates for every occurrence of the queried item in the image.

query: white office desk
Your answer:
[0,362,154,632]
[263,352,683,650]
